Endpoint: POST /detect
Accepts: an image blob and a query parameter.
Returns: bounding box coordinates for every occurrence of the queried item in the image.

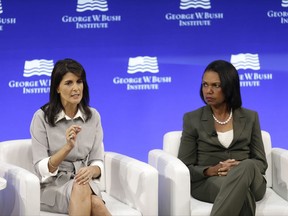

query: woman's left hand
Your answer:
[75,166,100,185]
[217,159,240,176]
[75,167,94,185]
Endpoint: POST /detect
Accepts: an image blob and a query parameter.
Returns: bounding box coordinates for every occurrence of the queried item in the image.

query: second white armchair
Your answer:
[149,130,288,216]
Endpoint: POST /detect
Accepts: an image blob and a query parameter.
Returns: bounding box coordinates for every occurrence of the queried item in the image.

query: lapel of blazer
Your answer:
[231,108,246,147]
[201,106,220,143]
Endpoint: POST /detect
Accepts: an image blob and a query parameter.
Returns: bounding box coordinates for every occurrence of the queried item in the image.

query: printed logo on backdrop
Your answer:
[0,0,17,32]
[0,1,3,14]
[180,0,211,10]
[165,0,224,27]
[282,0,288,7]
[62,0,121,29]
[230,53,273,87]
[76,0,108,12]
[8,59,53,94]
[266,0,288,24]
[113,56,172,91]
[127,56,159,74]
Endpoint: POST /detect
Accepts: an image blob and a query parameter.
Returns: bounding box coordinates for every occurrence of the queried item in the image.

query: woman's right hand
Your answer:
[65,125,82,148]
[48,125,82,172]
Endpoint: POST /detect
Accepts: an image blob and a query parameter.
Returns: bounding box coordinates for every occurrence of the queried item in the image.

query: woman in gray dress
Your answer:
[30,58,111,215]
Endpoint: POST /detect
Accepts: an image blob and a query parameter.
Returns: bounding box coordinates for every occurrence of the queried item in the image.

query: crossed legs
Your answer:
[69,182,111,216]
[192,159,266,216]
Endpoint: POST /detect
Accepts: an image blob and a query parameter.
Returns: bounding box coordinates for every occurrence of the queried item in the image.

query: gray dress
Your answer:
[30,107,104,214]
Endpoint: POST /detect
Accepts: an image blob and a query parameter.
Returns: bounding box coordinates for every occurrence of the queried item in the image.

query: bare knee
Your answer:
[91,195,105,210]
[91,195,111,216]
[71,182,92,201]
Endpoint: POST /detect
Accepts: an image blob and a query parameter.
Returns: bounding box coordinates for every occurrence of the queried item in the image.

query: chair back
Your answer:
[163,131,182,157]
[163,130,272,187]
[0,139,35,174]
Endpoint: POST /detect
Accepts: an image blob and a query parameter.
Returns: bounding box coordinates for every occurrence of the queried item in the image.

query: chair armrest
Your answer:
[149,149,190,216]
[272,148,288,201]
[104,152,158,216]
[0,161,40,216]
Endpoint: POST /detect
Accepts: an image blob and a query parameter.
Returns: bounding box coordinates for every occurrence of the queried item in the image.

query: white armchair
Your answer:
[149,130,288,216]
[0,139,158,216]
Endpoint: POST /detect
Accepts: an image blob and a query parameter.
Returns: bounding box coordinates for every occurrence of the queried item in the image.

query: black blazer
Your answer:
[178,105,268,183]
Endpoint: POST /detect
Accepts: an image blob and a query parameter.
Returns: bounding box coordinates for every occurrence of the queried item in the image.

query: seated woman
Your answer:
[178,60,267,216]
[30,58,111,216]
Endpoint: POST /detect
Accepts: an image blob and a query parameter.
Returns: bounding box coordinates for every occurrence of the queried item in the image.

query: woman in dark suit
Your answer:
[178,60,267,216]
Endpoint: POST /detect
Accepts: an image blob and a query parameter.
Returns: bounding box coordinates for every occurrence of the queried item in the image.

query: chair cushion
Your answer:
[102,192,141,216]
[256,188,288,216]
[189,188,288,216]
[190,196,213,216]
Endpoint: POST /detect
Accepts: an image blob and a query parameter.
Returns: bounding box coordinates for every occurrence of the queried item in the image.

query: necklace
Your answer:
[212,110,233,125]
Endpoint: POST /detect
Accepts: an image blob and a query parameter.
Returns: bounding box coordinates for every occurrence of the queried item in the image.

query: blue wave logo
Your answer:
[282,0,288,7]
[127,56,159,74]
[180,0,211,10]
[76,0,108,12]
[230,53,260,70]
[23,59,54,77]
[0,0,3,14]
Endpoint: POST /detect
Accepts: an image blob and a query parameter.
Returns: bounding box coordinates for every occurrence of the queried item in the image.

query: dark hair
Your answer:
[42,58,92,126]
[200,60,242,111]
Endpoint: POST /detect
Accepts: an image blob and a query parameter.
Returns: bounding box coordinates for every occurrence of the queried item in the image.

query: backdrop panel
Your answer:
[1,0,287,161]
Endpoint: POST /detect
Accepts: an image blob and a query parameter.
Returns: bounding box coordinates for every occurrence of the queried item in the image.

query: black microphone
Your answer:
[211,131,218,137]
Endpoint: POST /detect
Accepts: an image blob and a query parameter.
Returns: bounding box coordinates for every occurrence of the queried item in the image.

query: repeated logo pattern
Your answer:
[230,54,260,70]
[76,0,108,12]
[282,0,288,7]
[127,56,159,74]
[0,0,3,14]
[180,0,211,10]
[23,59,54,77]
